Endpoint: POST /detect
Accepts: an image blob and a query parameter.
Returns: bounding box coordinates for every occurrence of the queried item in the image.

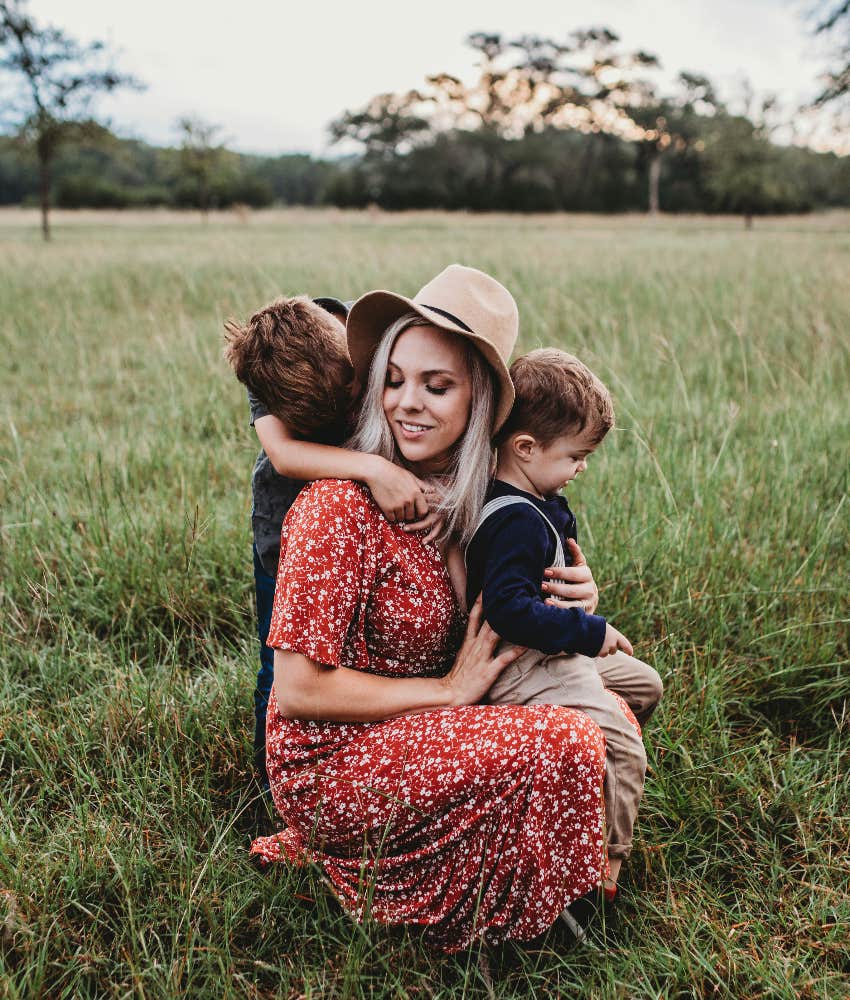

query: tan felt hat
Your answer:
[346,264,519,432]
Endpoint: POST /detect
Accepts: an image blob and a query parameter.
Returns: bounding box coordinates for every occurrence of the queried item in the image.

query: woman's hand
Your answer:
[440,597,525,706]
[366,456,430,524]
[275,600,523,723]
[542,539,599,614]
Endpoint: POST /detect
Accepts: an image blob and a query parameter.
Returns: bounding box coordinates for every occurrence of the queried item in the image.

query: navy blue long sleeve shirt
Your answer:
[465,480,607,657]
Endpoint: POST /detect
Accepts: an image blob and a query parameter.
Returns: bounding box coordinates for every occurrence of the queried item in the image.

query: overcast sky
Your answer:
[29,0,834,155]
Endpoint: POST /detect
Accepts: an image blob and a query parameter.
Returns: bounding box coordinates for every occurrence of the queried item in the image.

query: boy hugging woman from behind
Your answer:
[224,294,440,784]
[225,284,661,909]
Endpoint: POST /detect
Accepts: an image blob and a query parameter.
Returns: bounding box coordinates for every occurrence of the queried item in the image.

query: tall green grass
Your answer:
[1,209,848,998]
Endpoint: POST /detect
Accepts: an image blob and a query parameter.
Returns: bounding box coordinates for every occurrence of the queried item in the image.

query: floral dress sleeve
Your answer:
[266,479,377,671]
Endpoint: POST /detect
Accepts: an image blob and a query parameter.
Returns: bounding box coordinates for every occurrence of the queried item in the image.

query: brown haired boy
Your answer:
[465,348,663,919]
[225,295,436,786]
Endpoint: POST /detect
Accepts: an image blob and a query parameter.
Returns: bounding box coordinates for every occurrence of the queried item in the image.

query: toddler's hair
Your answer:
[223,296,354,442]
[497,348,614,447]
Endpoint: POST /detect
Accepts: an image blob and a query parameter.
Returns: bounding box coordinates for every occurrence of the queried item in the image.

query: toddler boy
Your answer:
[225,295,432,785]
[465,348,663,896]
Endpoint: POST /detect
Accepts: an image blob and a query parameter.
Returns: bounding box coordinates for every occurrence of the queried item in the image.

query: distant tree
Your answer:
[329,91,431,157]
[424,28,660,139]
[627,72,721,214]
[703,105,804,228]
[329,91,431,202]
[175,116,228,220]
[0,0,142,239]
[331,29,661,152]
[330,28,660,208]
[252,153,341,205]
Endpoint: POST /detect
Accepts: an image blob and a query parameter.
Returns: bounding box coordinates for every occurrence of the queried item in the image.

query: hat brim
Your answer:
[346,290,515,432]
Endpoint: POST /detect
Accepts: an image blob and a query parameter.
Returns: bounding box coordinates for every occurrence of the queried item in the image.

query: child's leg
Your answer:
[488,649,648,868]
[483,645,549,703]
[594,650,663,726]
[543,654,647,866]
[253,544,276,788]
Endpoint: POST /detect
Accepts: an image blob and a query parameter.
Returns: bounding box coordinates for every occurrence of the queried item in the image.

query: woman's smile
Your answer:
[398,419,434,438]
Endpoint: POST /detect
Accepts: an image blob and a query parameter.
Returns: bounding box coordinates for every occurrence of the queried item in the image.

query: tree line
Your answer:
[2,1,849,237]
[324,29,850,225]
[0,129,337,210]
[2,100,848,222]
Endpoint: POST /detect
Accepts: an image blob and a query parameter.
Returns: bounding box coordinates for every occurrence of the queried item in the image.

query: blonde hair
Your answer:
[348,312,496,546]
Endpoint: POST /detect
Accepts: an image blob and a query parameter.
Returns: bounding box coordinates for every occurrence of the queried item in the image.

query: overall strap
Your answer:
[465,495,566,569]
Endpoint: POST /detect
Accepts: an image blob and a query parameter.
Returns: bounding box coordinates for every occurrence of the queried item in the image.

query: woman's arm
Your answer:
[255,414,430,523]
[275,599,522,723]
[444,541,468,612]
[542,538,600,614]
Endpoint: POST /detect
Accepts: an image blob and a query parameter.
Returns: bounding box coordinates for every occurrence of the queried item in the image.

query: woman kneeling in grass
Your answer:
[251,265,608,951]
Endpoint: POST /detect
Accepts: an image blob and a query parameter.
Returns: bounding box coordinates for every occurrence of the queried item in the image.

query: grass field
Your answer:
[1,207,848,998]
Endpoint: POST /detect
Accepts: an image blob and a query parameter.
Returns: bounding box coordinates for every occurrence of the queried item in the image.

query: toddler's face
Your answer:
[529,428,599,497]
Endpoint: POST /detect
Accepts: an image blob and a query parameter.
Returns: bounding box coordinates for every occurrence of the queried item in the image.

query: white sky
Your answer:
[28,0,836,155]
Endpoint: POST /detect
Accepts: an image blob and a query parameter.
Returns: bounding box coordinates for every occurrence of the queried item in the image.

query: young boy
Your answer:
[465,348,663,904]
[224,295,434,786]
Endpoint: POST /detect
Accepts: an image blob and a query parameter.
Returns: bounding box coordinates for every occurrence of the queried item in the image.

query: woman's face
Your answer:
[383,323,473,474]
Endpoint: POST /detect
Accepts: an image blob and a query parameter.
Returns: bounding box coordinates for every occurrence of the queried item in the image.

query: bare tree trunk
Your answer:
[648,151,661,215]
[39,153,51,241]
[578,138,597,207]
[200,176,209,223]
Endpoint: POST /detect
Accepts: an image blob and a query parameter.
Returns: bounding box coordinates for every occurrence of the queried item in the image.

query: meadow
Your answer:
[0,207,848,999]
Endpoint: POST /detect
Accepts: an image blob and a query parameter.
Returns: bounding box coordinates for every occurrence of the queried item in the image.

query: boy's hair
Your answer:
[497,348,614,447]
[224,296,354,442]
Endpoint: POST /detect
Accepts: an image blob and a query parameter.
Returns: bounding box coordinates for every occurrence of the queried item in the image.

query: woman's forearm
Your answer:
[274,650,454,723]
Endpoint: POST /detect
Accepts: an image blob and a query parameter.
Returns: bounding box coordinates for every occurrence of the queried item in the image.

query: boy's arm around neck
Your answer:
[254,414,429,522]
[255,413,377,481]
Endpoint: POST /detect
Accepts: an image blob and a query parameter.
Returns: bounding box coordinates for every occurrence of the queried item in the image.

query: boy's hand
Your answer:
[542,539,599,614]
[598,623,633,657]
[403,508,445,543]
[366,458,430,524]
[403,482,445,542]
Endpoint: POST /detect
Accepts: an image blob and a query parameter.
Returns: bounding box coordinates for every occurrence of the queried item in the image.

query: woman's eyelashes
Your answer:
[385,376,451,396]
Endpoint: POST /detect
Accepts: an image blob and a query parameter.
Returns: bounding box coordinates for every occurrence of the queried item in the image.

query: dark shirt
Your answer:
[248,296,351,576]
[465,480,607,657]
[248,389,307,576]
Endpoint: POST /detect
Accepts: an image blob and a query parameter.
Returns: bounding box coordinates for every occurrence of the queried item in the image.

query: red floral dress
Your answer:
[250,479,608,952]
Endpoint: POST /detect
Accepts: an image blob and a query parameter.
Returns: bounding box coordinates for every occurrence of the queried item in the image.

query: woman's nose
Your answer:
[398,382,424,411]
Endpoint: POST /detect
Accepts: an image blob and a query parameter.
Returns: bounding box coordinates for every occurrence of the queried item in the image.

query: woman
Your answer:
[250,265,607,952]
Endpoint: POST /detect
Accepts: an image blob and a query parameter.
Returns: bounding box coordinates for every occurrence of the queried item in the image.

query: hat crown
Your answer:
[413,265,518,368]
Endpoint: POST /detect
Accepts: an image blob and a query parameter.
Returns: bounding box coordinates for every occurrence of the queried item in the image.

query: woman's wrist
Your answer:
[384,676,457,718]
[436,673,463,708]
